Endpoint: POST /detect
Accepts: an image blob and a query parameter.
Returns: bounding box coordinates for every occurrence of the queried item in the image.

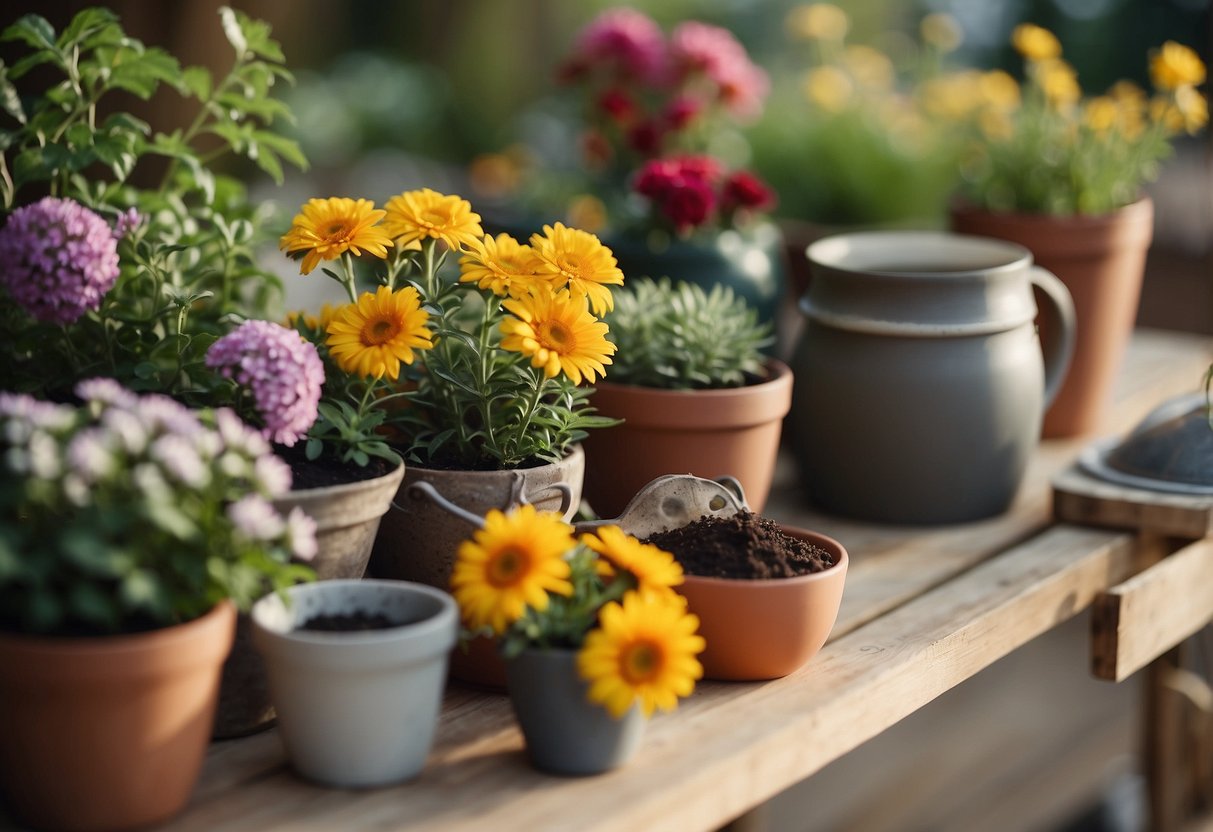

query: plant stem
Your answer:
[340,252,359,303]
[510,367,546,460]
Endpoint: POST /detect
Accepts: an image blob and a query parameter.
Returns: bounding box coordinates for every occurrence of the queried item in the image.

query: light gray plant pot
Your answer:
[251,580,457,788]
[506,648,645,776]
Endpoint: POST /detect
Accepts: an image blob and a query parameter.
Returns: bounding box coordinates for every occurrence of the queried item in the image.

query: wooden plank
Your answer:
[168,524,1132,832]
[1053,465,1213,539]
[1092,538,1213,682]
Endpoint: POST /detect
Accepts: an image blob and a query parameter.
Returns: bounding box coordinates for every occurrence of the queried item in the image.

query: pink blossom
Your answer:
[668,21,768,120]
[564,7,668,85]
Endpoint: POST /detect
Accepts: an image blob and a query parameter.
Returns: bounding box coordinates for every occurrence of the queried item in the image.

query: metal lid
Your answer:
[1078,392,1213,494]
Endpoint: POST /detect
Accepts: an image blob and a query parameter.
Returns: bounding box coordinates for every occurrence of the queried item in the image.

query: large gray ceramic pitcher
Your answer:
[789,231,1075,524]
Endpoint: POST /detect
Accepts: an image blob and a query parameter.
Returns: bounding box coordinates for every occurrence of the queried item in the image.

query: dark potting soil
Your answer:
[273,443,395,490]
[299,612,398,632]
[644,510,835,580]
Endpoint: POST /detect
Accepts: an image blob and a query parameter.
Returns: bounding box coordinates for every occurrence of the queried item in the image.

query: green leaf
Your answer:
[133,361,158,379]
[58,8,117,49]
[219,7,248,57]
[143,501,199,539]
[6,50,52,81]
[305,438,323,461]
[253,130,307,169]
[250,143,283,184]
[182,66,212,101]
[120,569,165,611]
[109,47,181,100]
[0,62,26,125]
[69,582,117,627]
[2,15,56,52]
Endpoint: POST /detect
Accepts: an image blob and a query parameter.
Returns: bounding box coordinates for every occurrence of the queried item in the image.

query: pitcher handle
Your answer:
[1030,266,1076,409]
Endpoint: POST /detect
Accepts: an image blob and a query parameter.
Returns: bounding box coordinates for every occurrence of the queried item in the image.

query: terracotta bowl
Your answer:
[677,525,848,681]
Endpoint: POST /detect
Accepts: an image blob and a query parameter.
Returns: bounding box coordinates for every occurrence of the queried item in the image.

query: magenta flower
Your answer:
[114,207,145,239]
[206,320,325,447]
[563,7,668,85]
[668,21,768,120]
[722,170,777,214]
[0,197,120,325]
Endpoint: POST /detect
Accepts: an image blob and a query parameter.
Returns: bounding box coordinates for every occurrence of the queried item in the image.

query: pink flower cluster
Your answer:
[559,8,769,163]
[206,320,325,448]
[0,197,120,325]
[633,155,776,234]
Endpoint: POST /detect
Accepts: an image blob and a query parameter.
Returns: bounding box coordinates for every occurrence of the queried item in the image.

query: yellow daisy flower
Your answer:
[450,504,576,635]
[500,289,616,385]
[582,525,684,596]
[458,233,549,298]
[279,197,393,276]
[786,3,849,42]
[1037,59,1080,110]
[285,302,340,334]
[325,285,434,381]
[1011,23,1061,62]
[1150,41,1206,91]
[529,223,624,315]
[578,590,705,718]
[382,188,484,253]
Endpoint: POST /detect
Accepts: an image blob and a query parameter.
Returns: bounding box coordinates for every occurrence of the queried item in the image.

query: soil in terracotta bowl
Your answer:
[643,510,835,578]
[643,510,848,681]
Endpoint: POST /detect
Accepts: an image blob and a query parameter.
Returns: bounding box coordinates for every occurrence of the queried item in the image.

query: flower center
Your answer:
[323,221,352,243]
[362,316,400,346]
[620,639,663,685]
[538,320,574,352]
[487,546,529,587]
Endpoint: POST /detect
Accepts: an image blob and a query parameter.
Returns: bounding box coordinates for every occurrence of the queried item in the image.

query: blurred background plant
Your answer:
[748,2,966,229]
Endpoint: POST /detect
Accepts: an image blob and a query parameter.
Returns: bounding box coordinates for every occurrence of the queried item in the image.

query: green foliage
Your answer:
[603,278,771,390]
[0,6,307,401]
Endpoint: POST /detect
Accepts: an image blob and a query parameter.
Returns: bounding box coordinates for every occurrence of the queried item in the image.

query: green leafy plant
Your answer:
[0,379,316,636]
[0,6,306,400]
[602,277,772,389]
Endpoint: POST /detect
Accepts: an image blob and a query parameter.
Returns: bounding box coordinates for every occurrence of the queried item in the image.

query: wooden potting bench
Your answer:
[167,328,1213,832]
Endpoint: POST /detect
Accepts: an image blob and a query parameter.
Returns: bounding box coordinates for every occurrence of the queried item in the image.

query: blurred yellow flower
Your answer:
[1038,59,1080,109]
[920,13,962,53]
[1175,85,1210,134]
[1150,41,1207,91]
[979,70,1021,110]
[787,3,849,42]
[843,45,895,91]
[565,193,608,234]
[1083,96,1118,134]
[803,65,854,112]
[1012,23,1061,61]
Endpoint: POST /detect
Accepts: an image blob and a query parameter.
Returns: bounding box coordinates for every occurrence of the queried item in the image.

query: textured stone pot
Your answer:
[950,198,1154,437]
[790,231,1075,524]
[581,361,792,520]
[0,601,235,832]
[368,447,583,589]
[252,580,457,788]
[213,461,405,739]
[506,647,645,776]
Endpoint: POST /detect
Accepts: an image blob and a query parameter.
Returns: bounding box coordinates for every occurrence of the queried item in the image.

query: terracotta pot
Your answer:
[505,647,645,776]
[949,198,1154,437]
[678,526,848,681]
[251,580,458,788]
[581,360,792,520]
[213,461,405,740]
[0,601,236,832]
[367,447,584,689]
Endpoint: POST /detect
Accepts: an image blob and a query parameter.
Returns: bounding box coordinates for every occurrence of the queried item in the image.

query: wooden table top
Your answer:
[170,328,1213,832]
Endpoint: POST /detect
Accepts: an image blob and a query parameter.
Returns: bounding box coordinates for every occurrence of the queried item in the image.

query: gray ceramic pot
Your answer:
[251,580,457,789]
[789,231,1075,524]
[506,648,645,776]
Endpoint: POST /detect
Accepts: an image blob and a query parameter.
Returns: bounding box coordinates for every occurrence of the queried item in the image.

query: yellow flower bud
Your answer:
[1175,85,1209,134]
[786,3,849,42]
[920,13,963,53]
[1149,41,1207,91]
[1012,23,1062,61]
[803,66,854,112]
[1038,59,1081,109]
[843,45,895,91]
[979,70,1021,110]
[1083,96,1118,134]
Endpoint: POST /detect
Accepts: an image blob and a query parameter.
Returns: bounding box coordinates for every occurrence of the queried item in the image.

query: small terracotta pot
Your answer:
[949,198,1154,437]
[582,360,792,520]
[214,461,405,740]
[0,601,236,831]
[677,526,847,681]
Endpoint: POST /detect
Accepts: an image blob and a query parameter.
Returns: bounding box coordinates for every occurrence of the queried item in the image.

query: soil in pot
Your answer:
[299,612,398,632]
[644,510,835,578]
[274,443,395,489]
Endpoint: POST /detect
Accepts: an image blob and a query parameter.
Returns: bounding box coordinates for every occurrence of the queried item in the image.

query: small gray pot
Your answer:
[506,648,645,776]
[251,580,457,788]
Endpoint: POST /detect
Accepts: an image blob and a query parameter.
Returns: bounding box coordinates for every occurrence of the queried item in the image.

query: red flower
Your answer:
[597,89,637,124]
[663,95,703,130]
[659,176,716,233]
[721,170,776,213]
[626,120,664,156]
[672,155,723,182]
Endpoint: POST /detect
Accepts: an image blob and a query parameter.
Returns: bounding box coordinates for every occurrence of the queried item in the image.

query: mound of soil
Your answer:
[299,612,398,632]
[644,510,835,580]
